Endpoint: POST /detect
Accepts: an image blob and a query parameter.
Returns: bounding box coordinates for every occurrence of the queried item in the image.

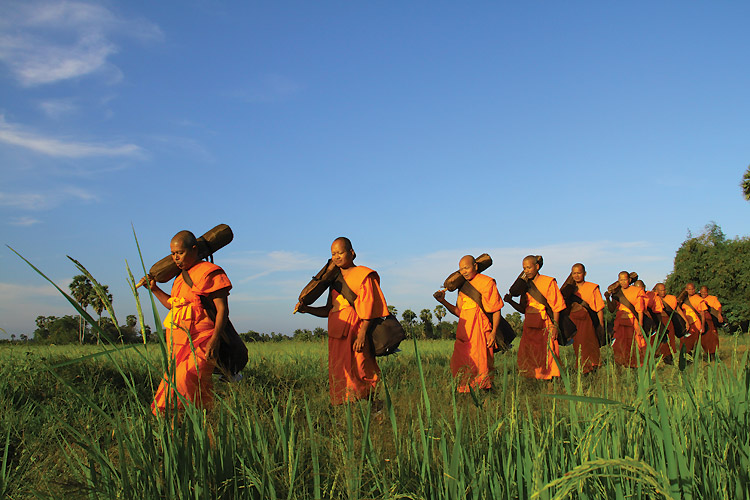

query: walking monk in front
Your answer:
[605,271,646,367]
[295,237,387,405]
[562,263,604,374]
[505,255,565,380]
[142,230,232,415]
[433,255,503,393]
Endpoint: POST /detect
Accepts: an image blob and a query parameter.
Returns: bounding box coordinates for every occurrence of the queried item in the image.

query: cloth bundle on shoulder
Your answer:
[298,263,406,356]
[606,272,639,296]
[297,259,340,306]
[507,255,543,297]
[442,254,516,351]
[443,254,493,291]
[149,224,234,283]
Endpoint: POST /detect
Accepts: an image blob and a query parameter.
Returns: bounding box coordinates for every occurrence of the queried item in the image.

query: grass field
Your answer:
[2,332,749,499]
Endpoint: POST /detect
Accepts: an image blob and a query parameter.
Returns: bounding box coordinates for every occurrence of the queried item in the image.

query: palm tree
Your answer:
[89,285,113,344]
[742,164,750,201]
[69,274,92,344]
[434,305,446,324]
[401,309,417,338]
[419,308,434,339]
[387,305,398,318]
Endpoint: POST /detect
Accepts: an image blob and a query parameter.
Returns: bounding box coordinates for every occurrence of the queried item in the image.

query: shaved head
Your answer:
[332,236,353,251]
[634,280,645,289]
[459,255,476,267]
[171,230,198,249]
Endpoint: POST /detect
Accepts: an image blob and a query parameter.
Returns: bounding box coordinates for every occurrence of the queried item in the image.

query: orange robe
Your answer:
[152,261,231,415]
[327,266,388,405]
[680,294,709,354]
[451,273,503,392]
[702,295,722,354]
[517,274,566,379]
[568,281,604,373]
[612,286,647,367]
[655,294,679,358]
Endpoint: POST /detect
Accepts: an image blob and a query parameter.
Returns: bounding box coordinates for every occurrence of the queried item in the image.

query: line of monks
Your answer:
[144,233,725,413]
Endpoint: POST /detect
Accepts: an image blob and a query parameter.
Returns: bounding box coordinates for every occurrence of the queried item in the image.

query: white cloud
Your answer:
[0,114,142,157]
[0,186,98,210]
[8,215,41,226]
[224,250,320,282]
[38,98,77,118]
[0,0,163,86]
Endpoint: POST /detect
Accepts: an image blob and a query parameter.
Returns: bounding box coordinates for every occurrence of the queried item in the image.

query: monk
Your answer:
[143,230,232,415]
[505,255,565,380]
[700,285,724,325]
[295,237,388,405]
[563,263,604,373]
[679,283,710,355]
[653,283,687,363]
[605,271,646,367]
[433,255,503,392]
[682,283,719,358]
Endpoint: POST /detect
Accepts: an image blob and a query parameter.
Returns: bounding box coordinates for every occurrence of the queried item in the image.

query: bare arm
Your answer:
[353,319,371,353]
[604,292,617,313]
[504,294,525,313]
[433,290,459,317]
[487,310,500,348]
[295,291,333,318]
[205,291,229,361]
[143,276,172,309]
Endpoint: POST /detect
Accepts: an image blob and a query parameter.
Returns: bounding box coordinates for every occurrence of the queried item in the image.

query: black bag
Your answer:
[369,315,407,356]
[181,270,248,377]
[459,281,516,352]
[335,275,406,357]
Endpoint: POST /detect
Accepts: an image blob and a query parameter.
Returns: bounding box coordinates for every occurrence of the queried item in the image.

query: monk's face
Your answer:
[618,272,630,289]
[170,239,199,270]
[686,283,696,296]
[700,286,709,298]
[331,240,355,269]
[571,265,585,284]
[523,258,539,280]
[656,284,667,298]
[459,257,478,281]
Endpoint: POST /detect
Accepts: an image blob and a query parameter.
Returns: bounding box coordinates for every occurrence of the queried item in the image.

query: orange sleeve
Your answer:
[634,289,645,313]
[196,269,232,296]
[354,274,389,320]
[481,277,503,313]
[545,277,566,313]
[588,284,605,312]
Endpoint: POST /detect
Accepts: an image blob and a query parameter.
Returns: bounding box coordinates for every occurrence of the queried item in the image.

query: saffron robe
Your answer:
[612,286,647,367]
[451,273,503,392]
[152,261,231,415]
[568,281,604,373]
[655,294,679,358]
[517,274,566,379]
[680,294,710,353]
[328,266,388,405]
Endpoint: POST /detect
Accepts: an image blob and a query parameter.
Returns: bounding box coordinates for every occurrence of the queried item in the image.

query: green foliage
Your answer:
[504,311,523,336]
[666,222,750,332]
[742,164,750,201]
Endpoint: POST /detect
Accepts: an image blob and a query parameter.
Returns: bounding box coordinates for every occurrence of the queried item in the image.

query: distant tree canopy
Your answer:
[665,222,750,332]
[742,164,750,201]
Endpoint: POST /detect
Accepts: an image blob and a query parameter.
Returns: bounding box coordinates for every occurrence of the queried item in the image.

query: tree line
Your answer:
[8,218,750,344]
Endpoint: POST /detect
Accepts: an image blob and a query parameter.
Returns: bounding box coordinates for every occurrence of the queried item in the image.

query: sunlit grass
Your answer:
[3,244,749,498]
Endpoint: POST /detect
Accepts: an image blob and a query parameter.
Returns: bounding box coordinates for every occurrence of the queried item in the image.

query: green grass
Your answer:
[4,242,749,499]
[1,334,749,499]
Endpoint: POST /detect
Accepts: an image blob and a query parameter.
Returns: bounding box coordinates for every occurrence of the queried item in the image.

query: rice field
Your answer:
[2,331,749,499]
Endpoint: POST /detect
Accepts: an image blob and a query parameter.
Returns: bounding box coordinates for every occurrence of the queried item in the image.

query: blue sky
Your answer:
[1,1,748,338]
